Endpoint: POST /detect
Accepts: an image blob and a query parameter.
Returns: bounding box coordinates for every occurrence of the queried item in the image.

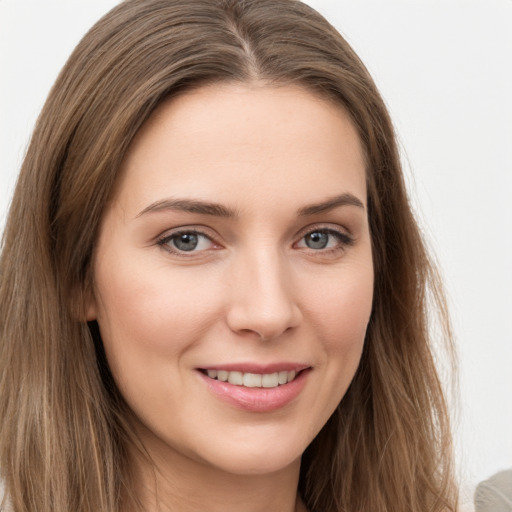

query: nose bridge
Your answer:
[226,243,302,340]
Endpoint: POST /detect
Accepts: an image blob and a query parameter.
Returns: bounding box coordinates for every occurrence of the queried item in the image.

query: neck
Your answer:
[127,436,307,512]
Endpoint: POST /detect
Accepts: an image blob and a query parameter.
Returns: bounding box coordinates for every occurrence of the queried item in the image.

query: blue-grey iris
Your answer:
[305,232,328,249]
[174,233,199,251]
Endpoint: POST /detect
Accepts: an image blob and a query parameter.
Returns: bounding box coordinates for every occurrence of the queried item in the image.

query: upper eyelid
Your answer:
[295,223,353,240]
[156,225,218,242]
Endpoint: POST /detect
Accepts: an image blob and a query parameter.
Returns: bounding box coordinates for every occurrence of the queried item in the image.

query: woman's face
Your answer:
[88,84,374,477]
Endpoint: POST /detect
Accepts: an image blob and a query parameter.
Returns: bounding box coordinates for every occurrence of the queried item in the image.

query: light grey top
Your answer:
[475,469,512,512]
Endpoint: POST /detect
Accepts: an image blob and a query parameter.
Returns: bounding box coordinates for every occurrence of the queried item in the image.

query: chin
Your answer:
[204,447,303,477]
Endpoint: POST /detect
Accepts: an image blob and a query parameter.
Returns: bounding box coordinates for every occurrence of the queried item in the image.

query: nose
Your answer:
[226,249,303,341]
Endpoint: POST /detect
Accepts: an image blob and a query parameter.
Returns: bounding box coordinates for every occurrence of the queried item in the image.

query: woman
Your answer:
[0,0,458,511]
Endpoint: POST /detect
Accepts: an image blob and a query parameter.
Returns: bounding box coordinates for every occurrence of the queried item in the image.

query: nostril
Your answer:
[226,302,302,341]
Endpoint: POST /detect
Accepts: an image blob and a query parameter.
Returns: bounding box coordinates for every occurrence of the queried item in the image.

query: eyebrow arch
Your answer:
[136,198,238,219]
[297,193,365,216]
[136,193,364,219]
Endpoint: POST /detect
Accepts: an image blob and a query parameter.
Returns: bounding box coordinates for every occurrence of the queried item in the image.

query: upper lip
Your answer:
[198,363,310,374]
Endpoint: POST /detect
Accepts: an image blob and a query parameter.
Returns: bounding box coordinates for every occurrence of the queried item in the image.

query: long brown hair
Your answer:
[0,0,457,510]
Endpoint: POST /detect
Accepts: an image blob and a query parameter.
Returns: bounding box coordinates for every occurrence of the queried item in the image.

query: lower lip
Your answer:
[199,370,310,412]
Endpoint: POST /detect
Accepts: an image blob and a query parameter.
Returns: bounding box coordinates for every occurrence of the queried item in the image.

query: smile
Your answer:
[199,366,310,412]
[203,369,298,388]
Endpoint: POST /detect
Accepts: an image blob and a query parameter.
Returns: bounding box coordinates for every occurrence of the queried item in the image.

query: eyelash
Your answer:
[156,229,217,257]
[295,227,355,256]
[156,226,354,257]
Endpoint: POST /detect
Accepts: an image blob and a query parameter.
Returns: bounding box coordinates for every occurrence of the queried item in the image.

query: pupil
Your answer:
[306,232,328,249]
[174,233,198,251]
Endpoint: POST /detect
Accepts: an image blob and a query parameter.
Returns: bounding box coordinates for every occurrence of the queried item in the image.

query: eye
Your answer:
[157,230,216,254]
[295,228,354,252]
[303,231,331,250]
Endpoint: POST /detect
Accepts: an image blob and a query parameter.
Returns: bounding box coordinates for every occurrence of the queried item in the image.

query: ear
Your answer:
[70,280,98,322]
[83,278,99,321]
[85,293,98,321]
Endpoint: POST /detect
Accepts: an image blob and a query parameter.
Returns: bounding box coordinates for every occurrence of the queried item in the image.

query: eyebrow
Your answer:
[136,192,365,219]
[136,198,237,218]
[297,193,365,216]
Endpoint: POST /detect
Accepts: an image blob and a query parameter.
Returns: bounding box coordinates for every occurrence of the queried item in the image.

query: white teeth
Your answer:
[205,369,300,388]
[217,370,229,382]
[228,371,243,385]
[262,372,279,388]
[243,373,262,387]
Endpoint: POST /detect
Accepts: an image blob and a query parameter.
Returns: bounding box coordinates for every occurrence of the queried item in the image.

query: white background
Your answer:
[1,0,511,500]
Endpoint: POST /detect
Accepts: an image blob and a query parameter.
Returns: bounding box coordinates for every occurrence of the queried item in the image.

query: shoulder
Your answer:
[474,469,512,512]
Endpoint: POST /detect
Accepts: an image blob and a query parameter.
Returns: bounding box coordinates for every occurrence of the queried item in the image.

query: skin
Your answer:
[88,83,374,512]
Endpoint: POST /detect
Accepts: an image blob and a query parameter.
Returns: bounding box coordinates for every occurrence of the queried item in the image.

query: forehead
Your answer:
[114,83,367,215]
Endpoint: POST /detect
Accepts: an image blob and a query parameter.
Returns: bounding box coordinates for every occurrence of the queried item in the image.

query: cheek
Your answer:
[92,260,221,426]
[304,259,374,415]
[92,255,220,378]
[297,261,373,436]
[307,261,374,352]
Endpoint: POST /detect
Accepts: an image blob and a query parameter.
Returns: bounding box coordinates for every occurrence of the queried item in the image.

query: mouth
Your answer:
[199,369,301,389]
[198,365,311,412]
